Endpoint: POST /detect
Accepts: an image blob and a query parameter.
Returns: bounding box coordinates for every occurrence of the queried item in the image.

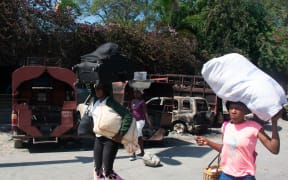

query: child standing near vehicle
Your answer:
[129,89,152,161]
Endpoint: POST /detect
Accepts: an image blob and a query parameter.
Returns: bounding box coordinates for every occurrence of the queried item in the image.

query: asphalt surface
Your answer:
[0,119,287,180]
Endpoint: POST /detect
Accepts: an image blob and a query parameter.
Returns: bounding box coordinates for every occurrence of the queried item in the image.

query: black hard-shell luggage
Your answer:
[80,42,119,62]
[73,42,133,85]
[73,61,101,85]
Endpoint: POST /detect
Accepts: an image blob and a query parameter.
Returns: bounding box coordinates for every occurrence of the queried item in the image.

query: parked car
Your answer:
[146,96,214,134]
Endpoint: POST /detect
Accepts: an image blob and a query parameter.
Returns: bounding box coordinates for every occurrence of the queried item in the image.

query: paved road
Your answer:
[0,119,287,180]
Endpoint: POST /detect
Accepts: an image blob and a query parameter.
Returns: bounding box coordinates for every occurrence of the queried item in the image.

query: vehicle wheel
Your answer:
[14,140,23,148]
[173,122,186,134]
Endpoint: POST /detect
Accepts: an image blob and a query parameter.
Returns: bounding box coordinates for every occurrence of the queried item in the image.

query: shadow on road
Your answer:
[0,123,11,133]
[155,138,211,166]
[26,138,95,153]
[0,155,93,168]
[142,136,212,166]
[156,145,212,166]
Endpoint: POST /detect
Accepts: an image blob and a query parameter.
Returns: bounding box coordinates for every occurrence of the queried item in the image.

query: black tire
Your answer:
[172,122,186,134]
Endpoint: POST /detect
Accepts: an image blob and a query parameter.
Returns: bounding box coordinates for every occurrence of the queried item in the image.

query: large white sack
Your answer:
[201,53,287,121]
[92,104,139,153]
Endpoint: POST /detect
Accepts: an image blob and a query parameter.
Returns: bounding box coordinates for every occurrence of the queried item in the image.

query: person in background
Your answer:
[92,82,133,180]
[195,101,283,180]
[129,89,152,161]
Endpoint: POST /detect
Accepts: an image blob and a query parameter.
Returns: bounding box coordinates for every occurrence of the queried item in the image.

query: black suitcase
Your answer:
[80,42,119,62]
[73,42,133,85]
[73,61,101,85]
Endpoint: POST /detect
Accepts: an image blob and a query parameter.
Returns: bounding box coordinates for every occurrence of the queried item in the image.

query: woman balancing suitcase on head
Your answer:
[91,82,134,180]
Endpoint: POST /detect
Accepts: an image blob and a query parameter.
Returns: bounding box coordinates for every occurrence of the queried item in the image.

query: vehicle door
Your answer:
[146,97,163,129]
[160,98,175,128]
[194,98,212,126]
[173,98,195,124]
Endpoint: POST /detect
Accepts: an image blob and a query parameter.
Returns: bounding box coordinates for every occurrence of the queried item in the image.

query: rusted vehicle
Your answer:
[148,74,228,127]
[146,96,213,135]
[11,59,77,148]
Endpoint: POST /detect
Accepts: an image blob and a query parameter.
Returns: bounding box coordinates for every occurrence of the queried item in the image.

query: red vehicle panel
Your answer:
[11,64,77,148]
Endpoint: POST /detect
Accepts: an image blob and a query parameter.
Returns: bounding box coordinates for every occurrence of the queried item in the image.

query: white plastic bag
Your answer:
[201,53,287,121]
[142,152,161,167]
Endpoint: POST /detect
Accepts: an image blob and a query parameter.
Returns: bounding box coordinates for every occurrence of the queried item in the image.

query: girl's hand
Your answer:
[112,133,123,143]
[271,109,284,123]
[195,136,209,146]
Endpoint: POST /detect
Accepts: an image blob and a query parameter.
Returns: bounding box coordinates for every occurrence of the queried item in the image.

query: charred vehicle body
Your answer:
[145,96,213,135]
[11,59,77,148]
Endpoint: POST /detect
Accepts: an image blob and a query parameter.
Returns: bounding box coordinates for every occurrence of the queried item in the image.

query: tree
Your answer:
[259,0,288,74]
[2,0,286,79]
[195,0,288,74]
[88,0,149,28]
[150,0,179,26]
[0,0,82,66]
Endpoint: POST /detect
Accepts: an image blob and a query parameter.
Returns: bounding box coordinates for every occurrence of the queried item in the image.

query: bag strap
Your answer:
[207,153,220,168]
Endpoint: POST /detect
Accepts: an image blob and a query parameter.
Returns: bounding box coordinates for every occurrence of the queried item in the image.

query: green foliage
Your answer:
[257,27,288,72]
[57,0,81,15]
[0,0,80,65]
[150,0,179,26]
[0,0,199,73]
[188,0,288,74]
[1,0,287,77]
[89,0,149,28]
[170,0,207,34]
[194,2,257,62]
[259,0,288,74]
